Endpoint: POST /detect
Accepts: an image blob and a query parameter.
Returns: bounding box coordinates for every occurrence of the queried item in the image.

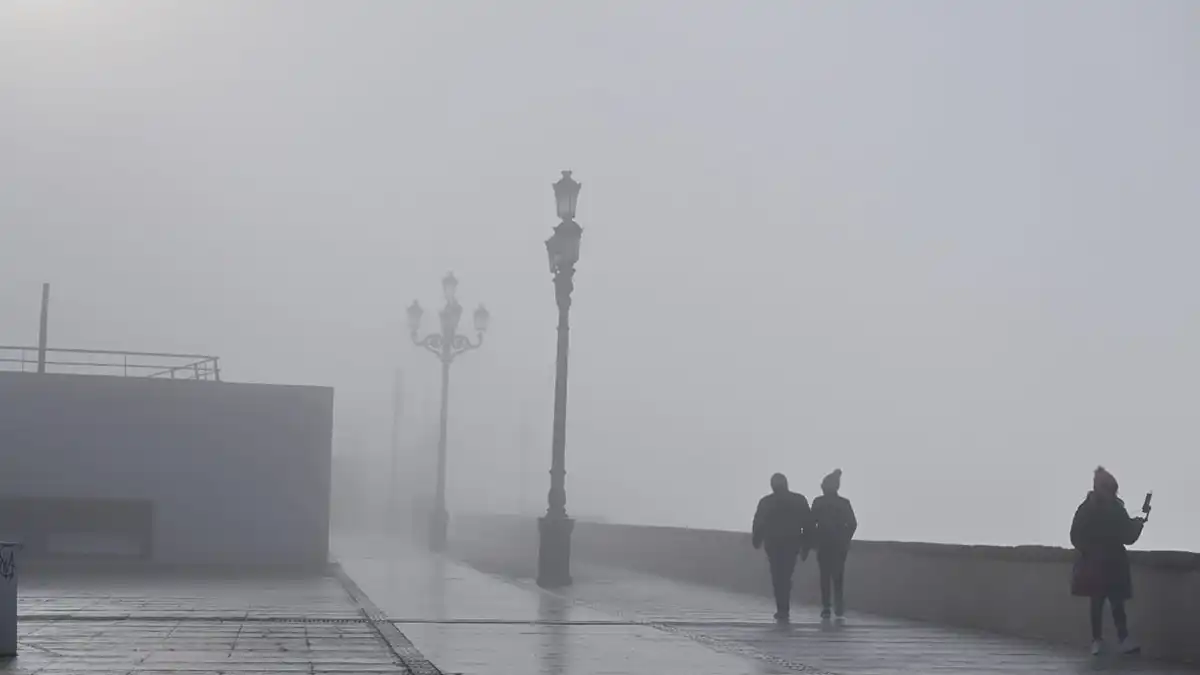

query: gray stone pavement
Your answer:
[7,539,1198,674]
[335,535,1200,675]
[334,536,791,675]
[4,572,411,674]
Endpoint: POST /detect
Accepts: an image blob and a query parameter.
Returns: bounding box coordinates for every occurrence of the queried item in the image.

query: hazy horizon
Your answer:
[3,1,1198,550]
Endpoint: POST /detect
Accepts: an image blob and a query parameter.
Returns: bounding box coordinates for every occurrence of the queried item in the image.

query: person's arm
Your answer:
[844,498,858,542]
[752,498,766,549]
[799,495,815,556]
[1121,505,1146,546]
[1070,503,1087,550]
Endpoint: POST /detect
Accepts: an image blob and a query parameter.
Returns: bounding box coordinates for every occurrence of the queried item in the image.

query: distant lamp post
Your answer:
[537,170,583,588]
[408,272,490,552]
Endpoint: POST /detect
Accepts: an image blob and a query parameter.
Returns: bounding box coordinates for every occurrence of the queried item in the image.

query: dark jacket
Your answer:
[1070,491,1144,600]
[811,493,857,551]
[752,490,813,550]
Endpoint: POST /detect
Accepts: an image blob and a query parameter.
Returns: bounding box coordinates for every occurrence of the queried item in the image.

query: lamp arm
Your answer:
[446,332,484,362]
[412,333,445,359]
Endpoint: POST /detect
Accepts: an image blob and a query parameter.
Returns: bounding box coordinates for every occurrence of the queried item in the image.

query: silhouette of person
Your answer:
[1071,466,1146,656]
[752,473,813,623]
[811,468,857,621]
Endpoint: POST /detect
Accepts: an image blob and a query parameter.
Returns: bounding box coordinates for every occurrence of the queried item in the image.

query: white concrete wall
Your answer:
[0,373,333,567]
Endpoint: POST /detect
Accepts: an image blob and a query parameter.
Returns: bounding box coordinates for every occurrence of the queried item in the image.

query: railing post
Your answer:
[36,283,50,374]
[213,359,221,382]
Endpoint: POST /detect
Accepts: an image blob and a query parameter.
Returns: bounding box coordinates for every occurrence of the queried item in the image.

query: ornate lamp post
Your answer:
[537,170,583,588]
[407,272,490,552]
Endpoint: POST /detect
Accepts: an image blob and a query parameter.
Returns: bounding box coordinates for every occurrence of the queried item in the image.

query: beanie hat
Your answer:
[821,468,843,492]
[1093,466,1118,494]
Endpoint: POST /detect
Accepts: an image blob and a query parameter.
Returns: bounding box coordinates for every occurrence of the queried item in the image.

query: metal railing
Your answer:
[0,346,221,381]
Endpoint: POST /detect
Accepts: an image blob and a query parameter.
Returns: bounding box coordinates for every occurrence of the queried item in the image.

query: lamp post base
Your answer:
[428,508,449,553]
[536,515,574,588]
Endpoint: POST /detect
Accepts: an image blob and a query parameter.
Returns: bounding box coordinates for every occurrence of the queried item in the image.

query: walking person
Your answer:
[1070,466,1147,656]
[752,473,814,624]
[811,468,857,621]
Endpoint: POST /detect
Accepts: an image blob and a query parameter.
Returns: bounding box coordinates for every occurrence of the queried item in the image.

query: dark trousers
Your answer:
[1090,595,1128,641]
[765,540,801,618]
[818,545,848,616]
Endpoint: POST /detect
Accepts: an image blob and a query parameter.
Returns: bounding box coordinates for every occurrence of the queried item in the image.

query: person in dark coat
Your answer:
[752,473,814,624]
[811,468,857,621]
[1070,466,1147,656]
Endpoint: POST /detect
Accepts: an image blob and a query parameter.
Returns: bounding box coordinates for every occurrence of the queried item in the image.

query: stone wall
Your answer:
[452,514,1200,664]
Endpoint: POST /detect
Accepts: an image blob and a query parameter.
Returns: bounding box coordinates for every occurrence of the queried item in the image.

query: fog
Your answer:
[2,1,1198,550]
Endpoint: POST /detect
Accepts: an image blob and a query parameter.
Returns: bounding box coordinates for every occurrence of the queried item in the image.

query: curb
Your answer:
[330,561,447,675]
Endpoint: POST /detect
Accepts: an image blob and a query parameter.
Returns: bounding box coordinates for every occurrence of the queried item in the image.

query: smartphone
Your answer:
[1142,491,1153,514]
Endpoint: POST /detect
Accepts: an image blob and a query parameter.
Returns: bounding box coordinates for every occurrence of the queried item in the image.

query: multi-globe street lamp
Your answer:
[407,273,490,553]
[537,170,583,588]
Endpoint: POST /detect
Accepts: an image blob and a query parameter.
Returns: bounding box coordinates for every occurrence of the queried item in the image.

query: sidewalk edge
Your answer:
[330,560,446,675]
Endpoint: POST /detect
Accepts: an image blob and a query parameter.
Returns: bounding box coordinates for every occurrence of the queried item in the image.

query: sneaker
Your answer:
[1090,640,1104,656]
[1118,637,1141,655]
[820,609,832,620]
[773,612,790,624]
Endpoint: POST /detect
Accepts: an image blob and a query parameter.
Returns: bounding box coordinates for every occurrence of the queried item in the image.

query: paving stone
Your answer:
[5,572,410,674]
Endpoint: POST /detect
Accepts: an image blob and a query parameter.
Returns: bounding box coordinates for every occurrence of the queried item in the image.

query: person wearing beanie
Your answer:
[1070,466,1147,656]
[811,468,857,621]
[751,473,814,624]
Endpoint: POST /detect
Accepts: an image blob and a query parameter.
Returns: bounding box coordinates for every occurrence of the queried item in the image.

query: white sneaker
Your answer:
[1090,640,1104,656]
[1118,637,1141,655]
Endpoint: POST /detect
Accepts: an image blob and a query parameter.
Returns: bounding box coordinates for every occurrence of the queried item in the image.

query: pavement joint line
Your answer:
[14,641,64,657]
[386,618,642,626]
[18,614,372,623]
[18,613,895,628]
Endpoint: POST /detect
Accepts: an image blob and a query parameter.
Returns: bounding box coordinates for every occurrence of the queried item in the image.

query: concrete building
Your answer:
[0,371,334,568]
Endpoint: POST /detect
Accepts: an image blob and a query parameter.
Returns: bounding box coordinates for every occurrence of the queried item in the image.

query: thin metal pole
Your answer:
[547,270,573,519]
[430,358,451,551]
[36,283,50,374]
[538,266,576,588]
[388,368,403,539]
[519,417,529,516]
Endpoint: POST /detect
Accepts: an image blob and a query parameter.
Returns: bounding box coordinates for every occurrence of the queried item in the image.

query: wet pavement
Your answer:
[335,535,1200,675]
[6,540,1197,673]
[335,537,792,675]
[4,572,410,674]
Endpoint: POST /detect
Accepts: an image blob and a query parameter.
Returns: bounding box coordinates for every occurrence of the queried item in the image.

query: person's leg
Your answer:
[832,547,848,617]
[817,549,832,617]
[1111,597,1129,642]
[1090,596,1105,641]
[766,548,787,619]
[777,546,799,619]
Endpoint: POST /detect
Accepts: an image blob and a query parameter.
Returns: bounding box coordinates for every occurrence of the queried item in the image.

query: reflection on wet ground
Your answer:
[334,535,1199,675]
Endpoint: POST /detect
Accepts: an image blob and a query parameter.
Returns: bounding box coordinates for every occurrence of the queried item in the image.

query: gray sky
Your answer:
[2,1,1198,549]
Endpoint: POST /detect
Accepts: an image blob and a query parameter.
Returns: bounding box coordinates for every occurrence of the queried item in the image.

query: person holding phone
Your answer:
[1070,466,1148,656]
